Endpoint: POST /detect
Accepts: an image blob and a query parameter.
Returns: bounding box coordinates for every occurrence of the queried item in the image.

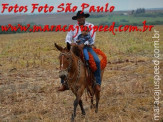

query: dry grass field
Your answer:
[0,25,163,122]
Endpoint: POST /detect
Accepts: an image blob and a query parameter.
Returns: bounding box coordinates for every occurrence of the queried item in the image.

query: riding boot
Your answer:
[85,60,89,67]
[57,84,67,91]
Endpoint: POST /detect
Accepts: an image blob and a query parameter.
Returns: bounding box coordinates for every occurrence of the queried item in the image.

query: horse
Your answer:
[55,42,104,121]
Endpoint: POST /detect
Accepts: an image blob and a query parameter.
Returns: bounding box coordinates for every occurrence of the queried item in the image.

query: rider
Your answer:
[76,26,94,67]
[58,10,101,92]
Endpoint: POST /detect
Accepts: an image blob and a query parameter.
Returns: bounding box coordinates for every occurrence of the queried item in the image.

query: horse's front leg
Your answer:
[71,97,79,122]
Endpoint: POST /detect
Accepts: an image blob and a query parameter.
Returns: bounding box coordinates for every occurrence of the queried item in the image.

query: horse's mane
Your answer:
[71,45,81,57]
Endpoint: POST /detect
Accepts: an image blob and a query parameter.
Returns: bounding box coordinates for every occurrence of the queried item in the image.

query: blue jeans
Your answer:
[83,46,101,85]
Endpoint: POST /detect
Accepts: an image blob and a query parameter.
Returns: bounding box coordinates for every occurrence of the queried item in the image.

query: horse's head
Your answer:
[55,42,72,80]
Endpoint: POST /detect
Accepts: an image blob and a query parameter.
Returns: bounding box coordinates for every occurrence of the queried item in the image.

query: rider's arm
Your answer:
[87,35,94,45]
[76,34,81,43]
[89,24,96,44]
[65,30,73,44]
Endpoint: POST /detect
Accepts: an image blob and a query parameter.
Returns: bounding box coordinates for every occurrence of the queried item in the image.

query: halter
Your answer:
[59,51,81,90]
[59,52,72,71]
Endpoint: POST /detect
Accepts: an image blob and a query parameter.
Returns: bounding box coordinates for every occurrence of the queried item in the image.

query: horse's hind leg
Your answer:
[90,94,96,109]
[94,70,104,112]
[87,85,95,109]
[79,100,86,115]
[90,97,94,109]
[95,91,100,113]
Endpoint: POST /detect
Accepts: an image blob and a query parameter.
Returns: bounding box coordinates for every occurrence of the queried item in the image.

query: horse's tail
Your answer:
[85,86,93,101]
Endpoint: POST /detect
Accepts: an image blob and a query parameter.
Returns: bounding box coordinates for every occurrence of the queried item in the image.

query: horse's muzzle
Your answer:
[59,70,68,79]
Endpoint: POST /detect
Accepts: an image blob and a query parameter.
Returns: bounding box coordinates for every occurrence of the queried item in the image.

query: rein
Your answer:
[59,50,94,99]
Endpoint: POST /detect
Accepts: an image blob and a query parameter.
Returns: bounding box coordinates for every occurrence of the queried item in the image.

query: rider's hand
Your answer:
[84,41,89,45]
[76,40,81,43]
[79,44,84,49]
[71,43,76,46]
[91,44,96,49]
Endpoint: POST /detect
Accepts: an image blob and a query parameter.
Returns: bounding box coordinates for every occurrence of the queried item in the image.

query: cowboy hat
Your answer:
[72,10,90,20]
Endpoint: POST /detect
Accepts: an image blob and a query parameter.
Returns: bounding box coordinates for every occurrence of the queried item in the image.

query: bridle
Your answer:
[59,51,81,88]
[59,52,73,71]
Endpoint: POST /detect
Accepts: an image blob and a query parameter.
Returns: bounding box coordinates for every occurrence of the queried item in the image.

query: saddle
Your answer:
[79,47,107,71]
[80,51,95,86]
[80,48,107,86]
[72,45,107,86]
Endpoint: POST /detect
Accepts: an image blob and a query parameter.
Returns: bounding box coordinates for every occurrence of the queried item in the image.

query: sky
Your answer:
[0,0,163,14]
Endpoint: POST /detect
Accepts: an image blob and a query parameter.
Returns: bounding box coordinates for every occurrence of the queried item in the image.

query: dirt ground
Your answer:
[0,58,162,122]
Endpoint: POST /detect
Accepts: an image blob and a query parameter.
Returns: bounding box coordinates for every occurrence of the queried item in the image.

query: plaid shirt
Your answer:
[77,34,93,45]
[65,21,96,44]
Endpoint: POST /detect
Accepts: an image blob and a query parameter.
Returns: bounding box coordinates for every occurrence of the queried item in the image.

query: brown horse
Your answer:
[55,42,104,121]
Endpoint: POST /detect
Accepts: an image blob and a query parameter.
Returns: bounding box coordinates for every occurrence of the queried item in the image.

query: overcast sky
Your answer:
[0,0,163,14]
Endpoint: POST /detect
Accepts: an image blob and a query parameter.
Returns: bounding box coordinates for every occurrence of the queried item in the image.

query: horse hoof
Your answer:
[71,114,75,122]
[82,111,86,115]
[95,109,98,113]
[71,119,74,122]
[71,113,76,121]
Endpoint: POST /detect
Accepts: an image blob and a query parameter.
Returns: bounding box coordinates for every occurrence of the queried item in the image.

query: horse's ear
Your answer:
[67,42,71,51]
[54,43,63,51]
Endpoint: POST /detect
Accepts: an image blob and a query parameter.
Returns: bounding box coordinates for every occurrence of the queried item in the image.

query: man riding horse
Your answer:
[58,10,101,92]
